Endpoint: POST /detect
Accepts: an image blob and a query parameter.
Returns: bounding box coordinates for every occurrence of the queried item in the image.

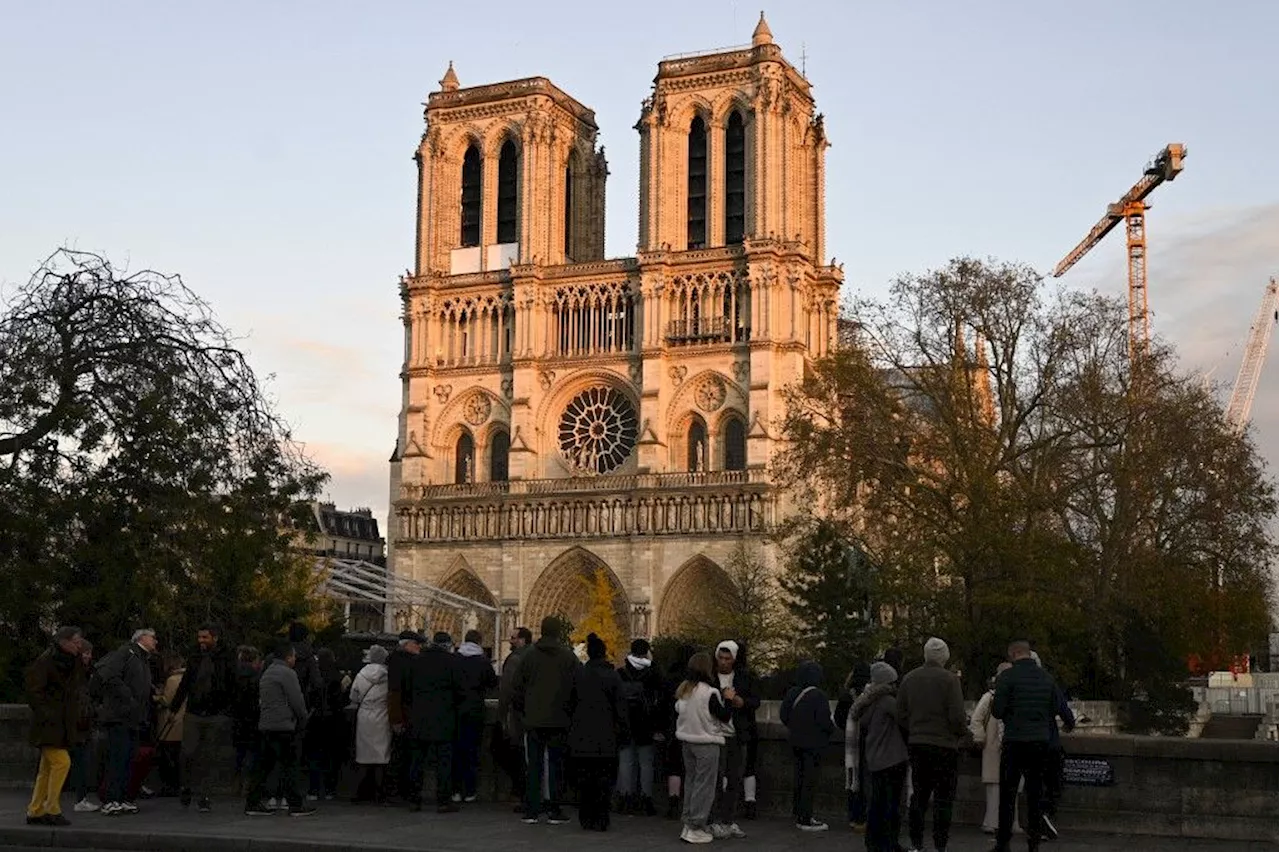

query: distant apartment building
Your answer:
[301,502,386,565]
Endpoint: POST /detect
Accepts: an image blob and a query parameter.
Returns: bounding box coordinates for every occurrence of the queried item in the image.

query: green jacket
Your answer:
[512,636,580,730]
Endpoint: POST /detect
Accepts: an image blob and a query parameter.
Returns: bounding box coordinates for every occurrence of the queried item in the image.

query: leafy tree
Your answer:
[780,519,879,688]
[0,250,332,697]
[775,256,1276,714]
[571,569,627,662]
[684,543,798,674]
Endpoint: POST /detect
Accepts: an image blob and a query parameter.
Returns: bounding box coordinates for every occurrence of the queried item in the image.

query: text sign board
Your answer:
[1062,757,1115,787]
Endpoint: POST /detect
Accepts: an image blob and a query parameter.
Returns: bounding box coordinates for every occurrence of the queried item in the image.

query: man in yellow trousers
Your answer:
[25,626,86,827]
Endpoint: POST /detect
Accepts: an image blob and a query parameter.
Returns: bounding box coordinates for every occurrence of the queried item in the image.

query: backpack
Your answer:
[619,677,649,718]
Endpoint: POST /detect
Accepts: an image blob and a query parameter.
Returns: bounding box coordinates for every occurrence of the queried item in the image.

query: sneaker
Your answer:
[1041,814,1059,839]
[683,827,715,844]
[197,798,211,814]
[463,794,477,803]
[100,802,122,816]
[139,786,155,799]
[709,824,729,839]
[118,802,139,815]
[547,810,570,825]
[521,813,541,824]
[244,806,274,816]
[266,797,279,810]
[850,821,866,833]
[725,823,746,838]
[288,807,318,817]
[451,793,462,803]
[74,799,100,813]
[797,818,829,832]
[306,794,319,802]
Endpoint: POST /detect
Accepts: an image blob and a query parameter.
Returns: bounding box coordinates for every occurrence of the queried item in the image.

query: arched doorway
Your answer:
[430,561,498,645]
[524,546,630,637]
[655,555,735,637]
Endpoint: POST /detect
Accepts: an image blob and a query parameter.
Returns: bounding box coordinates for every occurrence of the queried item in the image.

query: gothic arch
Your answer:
[444,127,486,165]
[430,387,509,450]
[668,94,714,134]
[664,369,746,435]
[533,367,637,451]
[484,122,524,159]
[430,559,499,643]
[656,555,734,637]
[524,546,630,636]
[712,92,754,128]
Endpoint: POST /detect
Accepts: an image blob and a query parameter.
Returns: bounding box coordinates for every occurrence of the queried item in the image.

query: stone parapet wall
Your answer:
[1,704,1273,841]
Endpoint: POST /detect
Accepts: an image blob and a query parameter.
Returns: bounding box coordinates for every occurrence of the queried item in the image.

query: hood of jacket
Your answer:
[796,660,824,689]
[457,641,486,658]
[852,681,895,721]
[534,635,567,655]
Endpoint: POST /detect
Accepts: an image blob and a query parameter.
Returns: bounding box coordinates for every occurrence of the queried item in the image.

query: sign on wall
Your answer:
[1062,757,1115,787]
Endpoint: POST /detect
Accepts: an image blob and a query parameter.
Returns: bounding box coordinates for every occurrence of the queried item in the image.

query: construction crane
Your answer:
[1053,143,1187,361]
[1224,277,1279,433]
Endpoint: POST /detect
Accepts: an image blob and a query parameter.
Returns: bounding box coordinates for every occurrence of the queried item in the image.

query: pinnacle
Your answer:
[439,60,459,92]
[752,11,773,46]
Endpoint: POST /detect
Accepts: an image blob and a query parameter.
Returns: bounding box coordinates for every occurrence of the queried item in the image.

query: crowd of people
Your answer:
[23,618,1074,852]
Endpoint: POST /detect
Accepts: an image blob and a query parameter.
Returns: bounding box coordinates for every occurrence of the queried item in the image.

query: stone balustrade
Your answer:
[394,470,773,543]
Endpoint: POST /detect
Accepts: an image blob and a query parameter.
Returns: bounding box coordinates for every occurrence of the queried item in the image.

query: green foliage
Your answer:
[0,250,333,697]
[780,519,879,690]
[776,256,1278,704]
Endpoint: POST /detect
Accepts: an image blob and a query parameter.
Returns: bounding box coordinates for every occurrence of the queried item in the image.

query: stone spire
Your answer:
[751,11,773,46]
[439,61,459,92]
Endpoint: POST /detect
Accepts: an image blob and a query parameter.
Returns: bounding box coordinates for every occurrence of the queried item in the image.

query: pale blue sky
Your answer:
[1,1,1276,524]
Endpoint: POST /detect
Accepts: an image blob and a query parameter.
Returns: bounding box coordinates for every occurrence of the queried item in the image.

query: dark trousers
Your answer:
[791,747,821,823]
[408,739,453,806]
[68,741,95,801]
[233,738,259,790]
[1043,743,1065,817]
[575,755,618,830]
[157,741,182,793]
[452,713,484,798]
[713,737,745,824]
[500,728,526,797]
[907,744,958,851]
[866,762,907,852]
[524,728,567,816]
[103,725,137,804]
[246,731,303,811]
[305,716,345,796]
[182,714,230,799]
[998,741,1047,850]
[387,731,409,798]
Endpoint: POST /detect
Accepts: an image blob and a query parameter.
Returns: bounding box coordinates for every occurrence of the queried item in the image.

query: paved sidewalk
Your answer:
[0,793,1269,851]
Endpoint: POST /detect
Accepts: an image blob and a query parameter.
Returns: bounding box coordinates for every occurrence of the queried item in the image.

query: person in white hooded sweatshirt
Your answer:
[348,645,391,803]
[674,652,733,845]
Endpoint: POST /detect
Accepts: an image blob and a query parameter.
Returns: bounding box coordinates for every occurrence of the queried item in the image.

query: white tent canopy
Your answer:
[316,558,501,653]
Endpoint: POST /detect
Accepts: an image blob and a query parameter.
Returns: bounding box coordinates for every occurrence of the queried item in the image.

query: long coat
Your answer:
[404,646,463,742]
[569,658,628,757]
[349,663,391,765]
[969,689,1002,784]
[26,646,86,749]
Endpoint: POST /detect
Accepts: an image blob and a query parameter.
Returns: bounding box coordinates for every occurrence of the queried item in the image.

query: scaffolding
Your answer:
[316,558,501,658]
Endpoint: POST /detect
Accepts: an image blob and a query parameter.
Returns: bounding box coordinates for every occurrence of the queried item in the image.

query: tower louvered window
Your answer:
[564,161,575,260]
[497,140,518,244]
[460,145,482,248]
[725,111,746,245]
[687,117,707,249]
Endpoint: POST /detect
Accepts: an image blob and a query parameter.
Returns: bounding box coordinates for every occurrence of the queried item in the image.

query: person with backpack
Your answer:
[615,638,663,816]
[780,660,836,832]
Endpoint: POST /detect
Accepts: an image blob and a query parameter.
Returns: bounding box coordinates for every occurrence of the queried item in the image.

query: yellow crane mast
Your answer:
[1225,277,1279,434]
[1053,143,1187,361]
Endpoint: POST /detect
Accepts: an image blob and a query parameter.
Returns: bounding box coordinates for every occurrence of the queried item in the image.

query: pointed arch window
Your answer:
[723,417,746,471]
[725,111,746,245]
[490,429,510,483]
[687,117,707,249]
[454,432,475,484]
[497,139,518,244]
[687,419,708,472]
[460,145,482,248]
[564,157,575,260]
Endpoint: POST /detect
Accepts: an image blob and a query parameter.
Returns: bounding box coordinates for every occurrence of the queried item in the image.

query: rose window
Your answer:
[557,386,638,475]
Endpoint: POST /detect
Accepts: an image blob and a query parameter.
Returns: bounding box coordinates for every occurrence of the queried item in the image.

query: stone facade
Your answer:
[388,16,842,639]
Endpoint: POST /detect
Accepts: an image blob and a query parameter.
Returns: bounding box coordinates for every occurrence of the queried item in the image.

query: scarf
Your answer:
[626,654,652,670]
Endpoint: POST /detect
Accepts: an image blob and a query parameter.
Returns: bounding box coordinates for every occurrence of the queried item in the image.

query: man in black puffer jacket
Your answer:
[512,616,579,824]
[991,640,1058,852]
[168,623,237,811]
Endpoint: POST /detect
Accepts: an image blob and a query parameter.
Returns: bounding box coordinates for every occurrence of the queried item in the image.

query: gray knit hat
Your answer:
[869,661,898,685]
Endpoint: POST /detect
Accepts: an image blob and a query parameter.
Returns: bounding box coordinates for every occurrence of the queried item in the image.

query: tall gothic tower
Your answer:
[389,16,842,643]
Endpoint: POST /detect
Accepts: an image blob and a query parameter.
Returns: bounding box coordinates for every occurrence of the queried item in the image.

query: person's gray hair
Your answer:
[131,628,156,644]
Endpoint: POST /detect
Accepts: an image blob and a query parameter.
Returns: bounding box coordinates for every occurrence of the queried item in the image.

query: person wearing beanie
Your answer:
[780,660,836,832]
[616,637,663,816]
[570,634,628,831]
[452,630,498,805]
[348,644,391,803]
[854,661,909,851]
[895,637,967,852]
[710,639,759,835]
[512,615,580,825]
[402,626,463,814]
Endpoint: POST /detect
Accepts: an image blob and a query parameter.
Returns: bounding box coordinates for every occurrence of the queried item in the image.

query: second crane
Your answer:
[1053,143,1187,361]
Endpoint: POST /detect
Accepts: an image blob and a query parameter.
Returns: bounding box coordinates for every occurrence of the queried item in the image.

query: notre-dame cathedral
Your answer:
[388,15,842,641]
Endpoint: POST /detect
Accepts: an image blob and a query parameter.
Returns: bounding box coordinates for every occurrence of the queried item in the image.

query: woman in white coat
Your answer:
[970,662,1023,835]
[349,644,391,803]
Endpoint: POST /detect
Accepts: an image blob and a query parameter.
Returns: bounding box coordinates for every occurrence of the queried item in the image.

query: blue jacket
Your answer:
[780,661,835,751]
